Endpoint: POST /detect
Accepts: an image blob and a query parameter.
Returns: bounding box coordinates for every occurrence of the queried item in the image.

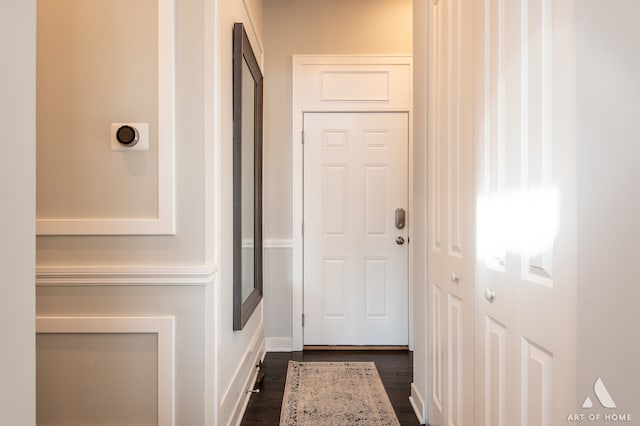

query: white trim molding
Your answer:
[263,239,293,249]
[265,337,293,352]
[36,316,175,426]
[219,323,266,426]
[241,0,264,69]
[409,382,426,425]
[36,0,176,236]
[291,55,413,350]
[36,264,219,287]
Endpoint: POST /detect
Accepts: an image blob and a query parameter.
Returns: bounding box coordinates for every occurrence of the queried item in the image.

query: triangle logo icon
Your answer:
[581,396,593,409]
[581,377,617,409]
[593,377,616,408]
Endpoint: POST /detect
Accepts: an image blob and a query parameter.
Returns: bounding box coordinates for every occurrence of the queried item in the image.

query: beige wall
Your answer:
[37,333,159,425]
[0,1,36,425]
[35,0,265,424]
[577,0,640,419]
[35,0,214,421]
[36,0,208,266]
[264,0,412,239]
[37,0,159,220]
[262,0,413,344]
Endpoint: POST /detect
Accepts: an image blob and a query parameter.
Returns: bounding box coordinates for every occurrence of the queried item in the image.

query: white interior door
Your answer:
[474,0,576,424]
[427,0,475,423]
[303,112,409,346]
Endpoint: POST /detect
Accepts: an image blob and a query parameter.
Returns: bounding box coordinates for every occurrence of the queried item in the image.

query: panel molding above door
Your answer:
[291,55,413,351]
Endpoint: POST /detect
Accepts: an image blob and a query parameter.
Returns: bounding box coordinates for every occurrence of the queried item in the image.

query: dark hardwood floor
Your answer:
[240,350,423,425]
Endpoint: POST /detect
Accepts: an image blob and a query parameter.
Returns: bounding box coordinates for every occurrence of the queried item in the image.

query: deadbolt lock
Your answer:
[395,208,406,229]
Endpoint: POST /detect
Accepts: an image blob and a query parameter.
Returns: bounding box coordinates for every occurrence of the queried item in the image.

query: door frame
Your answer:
[291,55,414,351]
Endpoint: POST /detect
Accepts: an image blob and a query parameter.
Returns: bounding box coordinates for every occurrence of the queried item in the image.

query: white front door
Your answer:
[303,112,409,346]
[474,0,577,424]
[427,0,475,423]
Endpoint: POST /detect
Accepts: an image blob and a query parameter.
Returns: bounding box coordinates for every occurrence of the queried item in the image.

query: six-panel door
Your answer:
[303,112,409,346]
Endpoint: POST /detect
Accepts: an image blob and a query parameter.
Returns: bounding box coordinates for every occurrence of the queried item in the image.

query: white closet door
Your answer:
[427,0,475,424]
[473,0,577,424]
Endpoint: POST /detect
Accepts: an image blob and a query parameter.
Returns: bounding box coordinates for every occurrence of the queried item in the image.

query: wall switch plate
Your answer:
[111,122,149,151]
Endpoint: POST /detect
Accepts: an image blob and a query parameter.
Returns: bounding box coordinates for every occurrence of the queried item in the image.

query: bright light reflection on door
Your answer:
[476,187,559,262]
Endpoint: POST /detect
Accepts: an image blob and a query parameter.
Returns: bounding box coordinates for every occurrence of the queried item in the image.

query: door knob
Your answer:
[450,273,460,282]
[396,236,405,245]
[485,288,495,302]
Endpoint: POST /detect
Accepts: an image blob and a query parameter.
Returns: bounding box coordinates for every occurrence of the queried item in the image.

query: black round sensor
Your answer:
[116,125,139,147]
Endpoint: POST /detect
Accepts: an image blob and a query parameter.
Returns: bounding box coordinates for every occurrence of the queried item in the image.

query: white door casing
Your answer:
[303,112,409,346]
[427,0,475,423]
[291,56,413,351]
[474,0,577,424]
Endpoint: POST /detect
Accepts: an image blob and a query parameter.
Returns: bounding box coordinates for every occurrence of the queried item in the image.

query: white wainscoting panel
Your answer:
[220,323,265,426]
[36,316,175,426]
[36,0,175,236]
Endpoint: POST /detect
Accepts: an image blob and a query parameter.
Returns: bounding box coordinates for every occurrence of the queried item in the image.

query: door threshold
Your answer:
[303,345,409,351]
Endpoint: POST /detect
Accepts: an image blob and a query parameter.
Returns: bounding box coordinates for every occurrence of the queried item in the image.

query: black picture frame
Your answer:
[233,22,263,331]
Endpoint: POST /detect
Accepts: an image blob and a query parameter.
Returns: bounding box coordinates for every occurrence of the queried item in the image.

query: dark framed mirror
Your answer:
[233,22,263,331]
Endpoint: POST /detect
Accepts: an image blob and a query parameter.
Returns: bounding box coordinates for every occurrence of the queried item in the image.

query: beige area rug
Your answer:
[280,361,400,425]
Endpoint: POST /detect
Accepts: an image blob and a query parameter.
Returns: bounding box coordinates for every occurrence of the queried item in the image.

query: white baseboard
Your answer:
[409,382,426,425]
[265,337,293,352]
[219,324,265,426]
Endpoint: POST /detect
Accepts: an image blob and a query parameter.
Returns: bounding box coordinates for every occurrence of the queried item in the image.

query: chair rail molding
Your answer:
[36,263,219,287]
[264,238,293,249]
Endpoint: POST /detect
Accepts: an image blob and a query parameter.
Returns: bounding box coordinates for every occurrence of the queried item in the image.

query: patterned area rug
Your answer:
[280,361,400,425]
